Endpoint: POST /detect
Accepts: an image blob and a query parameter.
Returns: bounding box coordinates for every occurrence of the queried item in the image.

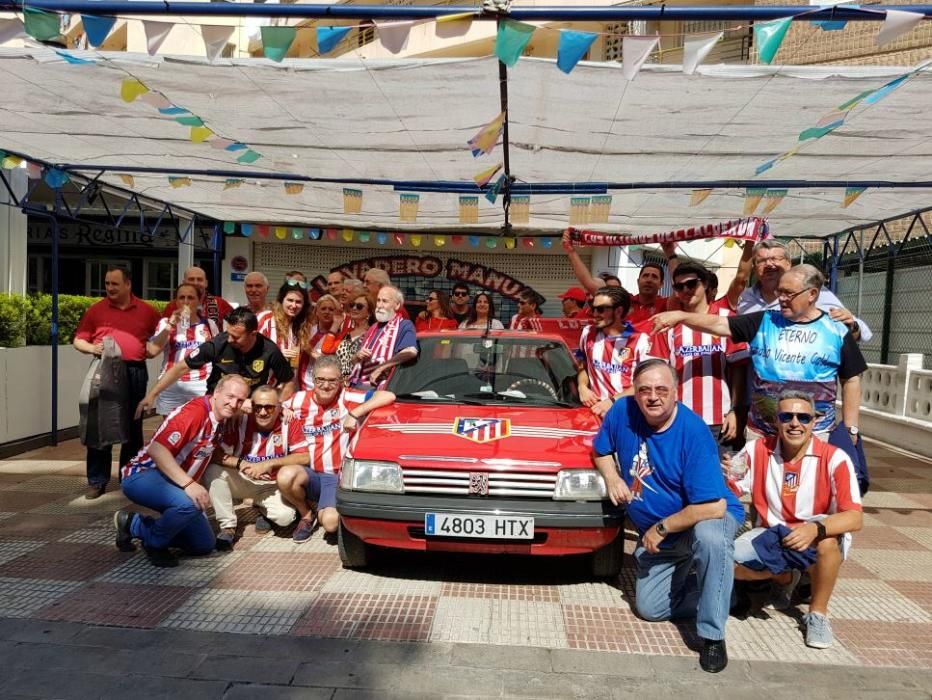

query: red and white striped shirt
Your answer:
[579,322,652,400]
[646,303,748,425]
[626,295,667,325]
[285,388,369,473]
[154,317,218,383]
[121,397,221,481]
[219,414,308,480]
[257,311,298,350]
[734,437,862,529]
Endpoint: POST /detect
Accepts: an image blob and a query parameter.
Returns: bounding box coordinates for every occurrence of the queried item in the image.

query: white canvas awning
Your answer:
[1,47,931,237]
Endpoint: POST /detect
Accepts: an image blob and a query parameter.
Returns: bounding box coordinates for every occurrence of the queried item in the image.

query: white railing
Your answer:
[905,367,932,423]
[856,354,932,459]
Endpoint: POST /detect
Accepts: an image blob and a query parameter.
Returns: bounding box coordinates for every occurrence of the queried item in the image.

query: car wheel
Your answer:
[590,534,623,578]
[338,521,369,569]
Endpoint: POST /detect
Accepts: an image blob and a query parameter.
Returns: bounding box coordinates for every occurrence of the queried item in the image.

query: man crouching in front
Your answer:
[592,359,745,673]
[113,374,249,568]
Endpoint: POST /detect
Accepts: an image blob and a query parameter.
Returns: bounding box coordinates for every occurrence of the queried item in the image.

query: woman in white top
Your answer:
[146,283,219,415]
[459,292,505,331]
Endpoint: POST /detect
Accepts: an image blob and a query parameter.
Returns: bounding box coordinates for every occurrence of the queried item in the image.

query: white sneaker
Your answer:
[804,612,834,649]
[765,569,802,610]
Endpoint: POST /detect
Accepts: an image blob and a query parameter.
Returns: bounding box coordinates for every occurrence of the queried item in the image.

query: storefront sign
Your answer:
[27,220,213,251]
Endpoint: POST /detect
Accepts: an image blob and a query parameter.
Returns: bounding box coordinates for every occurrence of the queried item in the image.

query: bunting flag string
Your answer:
[689,188,713,207]
[23,7,61,42]
[1,153,23,169]
[753,17,792,65]
[468,114,505,158]
[842,186,867,208]
[557,31,597,74]
[760,189,788,215]
[399,193,420,223]
[473,163,503,188]
[590,195,612,224]
[375,20,416,54]
[343,188,363,214]
[201,25,236,62]
[877,10,924,46]
[0,18,26,44]
[81,15,116,48]
[459,195,479,224]
[484,175,506,204]
[317,26,352,54]
[56,50,96,65]
[622,35,660,81]
[284,182,304,195]
[743,187,766,215]
[168,176,192,188]
[223,178,243,190]
[568,196,591,225]
[682,32,722,75]
[43,167,70,189]
[143,20,173,56]
[510,195,530,224]
[261,26,297,62]
[566,217,769,248]
[495,19,535,67]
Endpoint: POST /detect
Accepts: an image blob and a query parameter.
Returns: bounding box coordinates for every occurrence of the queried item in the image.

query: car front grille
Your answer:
[401,468,556,498]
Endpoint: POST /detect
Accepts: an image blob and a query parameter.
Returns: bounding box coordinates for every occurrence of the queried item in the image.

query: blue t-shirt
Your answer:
[593,398,744,543]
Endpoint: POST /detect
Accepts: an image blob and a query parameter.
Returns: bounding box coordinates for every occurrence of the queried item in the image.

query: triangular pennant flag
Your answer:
[436,12,474,38]
[0,18,26,44]
[375,20,415,54]
[223,178,243,190]
[541,238,554,249]
[2,155,23,169]
[223,221,236,234]
[504,238,516,250]
[343,188,363,214]
[511,195,530,224]
[622,35,659,81]
[590,195,612,224]
[393,233,404,245]
[309,228,322,240]
[799,121,843,142]
[143,20,173,56]
[761,189,788,215]
[317,26,352,54]
[568,196,591,225]
[261,26,296,62]
[485,175,506,204]
[241,224,253,237]
[399,193,420,223]
[55,50,96,65]
[81,15,115,48]
[754,17,792,65]
[877,10,924,46]
[209,137,235,151]
[469,235,481,247]
[158,106,189,116]
[459,195,479,224]
[225,142,248,152]
[44,168,70,189]
[468,114,505,158]
[377,232,388,245]
[23,8,61,42]
[743,187,766,215]
[495,20,534,67]
[842,186,866,208]
[755,160,777,176]
[275,227,288,240]
[522,238,535,248]
[862,73,912,106]
[236,150,262,164]
[452,235,464,246]
[137,92,171,110]
[258,225,271,238]
[411,235,422,248]
[284,182,304,195]
[485,237,498,249]
[690,188,714,206]
[358,231,371,243]
[120,78,149,103]
[168,176,192,189]
[190,126,213,143]
[811,20,847,31]
[175,115,204,127]
[817,109,847,127]
[118,174,135,187]
[682,31,722,75]
[557,30,597,74]
[26,162,42,179]
[201,25,235,62]
[473,163,503,188]
[291,228,303,240]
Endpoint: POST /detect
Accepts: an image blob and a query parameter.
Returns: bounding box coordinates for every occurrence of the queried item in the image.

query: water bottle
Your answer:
[179,306,191,333]
[725,449,748,481]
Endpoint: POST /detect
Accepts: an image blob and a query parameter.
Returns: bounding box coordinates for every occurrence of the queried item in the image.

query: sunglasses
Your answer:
[285,279,309,290]
[253,403,278,413]
[427,297,439,302]
[313,377,341,386]
[351,302,368,311]
[452,291,470,297]
[777,411,814,425]
[672,279,701,292]
[592,304,617,313]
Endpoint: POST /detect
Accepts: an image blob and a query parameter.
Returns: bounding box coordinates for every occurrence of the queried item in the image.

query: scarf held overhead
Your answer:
[566,217,770,248]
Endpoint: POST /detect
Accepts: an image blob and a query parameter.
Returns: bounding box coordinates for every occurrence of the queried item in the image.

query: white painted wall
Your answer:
[0,166,28,294]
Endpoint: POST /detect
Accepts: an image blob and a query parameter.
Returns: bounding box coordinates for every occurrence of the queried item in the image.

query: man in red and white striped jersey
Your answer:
[730,390,863,649]
[645,262,748,445]
[114,374,249,568]
[203,385,311,549]
[278,357,395,542]
[578,286,652,418]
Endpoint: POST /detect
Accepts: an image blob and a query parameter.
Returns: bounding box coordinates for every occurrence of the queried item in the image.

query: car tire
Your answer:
[338,521,369,569]
[590,534,623,578]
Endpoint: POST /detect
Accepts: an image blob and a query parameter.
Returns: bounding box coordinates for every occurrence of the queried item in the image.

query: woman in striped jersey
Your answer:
[147,283,219,416]
[257,281,314,371]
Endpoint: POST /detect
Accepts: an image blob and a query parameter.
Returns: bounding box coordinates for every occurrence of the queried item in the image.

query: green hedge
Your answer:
[0,293,168,348]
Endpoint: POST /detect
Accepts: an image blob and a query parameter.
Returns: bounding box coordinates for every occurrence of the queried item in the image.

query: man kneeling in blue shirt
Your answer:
[593,358,745,673]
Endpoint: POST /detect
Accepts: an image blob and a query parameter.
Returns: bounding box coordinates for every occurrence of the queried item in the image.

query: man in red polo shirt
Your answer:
[74,266,160,499]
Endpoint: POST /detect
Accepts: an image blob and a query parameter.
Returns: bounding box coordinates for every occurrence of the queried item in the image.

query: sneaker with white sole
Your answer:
[804,611,834,649]
[766,568,802,610]
[292,516,317,543]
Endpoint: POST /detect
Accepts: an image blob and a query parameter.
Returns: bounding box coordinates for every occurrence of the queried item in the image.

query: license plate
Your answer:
[424,513,534,540]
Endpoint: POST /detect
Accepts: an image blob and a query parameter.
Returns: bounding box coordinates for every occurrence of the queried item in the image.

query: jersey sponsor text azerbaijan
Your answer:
[219,414,308,481]
[286,389,368,473]
[579,321,652,400]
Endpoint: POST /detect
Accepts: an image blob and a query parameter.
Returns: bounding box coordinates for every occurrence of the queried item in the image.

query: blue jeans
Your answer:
[122,469,215,554]
[634,514,738,640]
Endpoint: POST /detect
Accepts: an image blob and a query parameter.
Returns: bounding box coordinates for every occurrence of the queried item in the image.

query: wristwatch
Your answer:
[815,521,827,541]
[655,520,668,537]
[848,425,859,438]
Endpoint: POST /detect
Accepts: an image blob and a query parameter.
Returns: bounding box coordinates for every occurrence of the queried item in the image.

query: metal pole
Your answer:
[880,244,895,364]
[211,223,222,296]
[829,232,839,293]
[497,20,512,237]
[2,0,930,21]
[856,228,864,318]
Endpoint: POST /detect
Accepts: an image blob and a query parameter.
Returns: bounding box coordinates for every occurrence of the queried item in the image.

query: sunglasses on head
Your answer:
[592,304,617,313]
[285,279,309,290]
[672,279,701,292]
[777,411,814,425]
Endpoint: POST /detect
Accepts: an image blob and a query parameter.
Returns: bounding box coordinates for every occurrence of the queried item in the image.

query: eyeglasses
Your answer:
[755,255,788,265]
[351,302,368,311]
[452,291,469,297]
[313,377,341,386]
[776,287,813,301]
[253,404,278,413]
[285,279,309,290]
[672,279,701,292]
[427,297,439,302]
[777,411,814,425]
[591,304,617,313]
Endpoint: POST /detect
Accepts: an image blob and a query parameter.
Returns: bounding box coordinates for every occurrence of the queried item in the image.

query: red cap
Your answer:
[559,287,588,303]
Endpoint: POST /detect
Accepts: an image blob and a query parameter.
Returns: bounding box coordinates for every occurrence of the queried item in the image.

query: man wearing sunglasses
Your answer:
[162,266,233,327]
[449,283,472,325]
[203,385,310,549]
[652,264,867,442]
[645,262,748,446]
[729,389,863,649]
[578,286,652,418]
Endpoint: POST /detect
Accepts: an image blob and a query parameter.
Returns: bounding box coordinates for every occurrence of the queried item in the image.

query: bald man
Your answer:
[162,266,233,326]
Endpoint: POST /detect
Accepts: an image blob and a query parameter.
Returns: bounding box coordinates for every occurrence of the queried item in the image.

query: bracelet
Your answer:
[347,413,359,420]
[180,479,194,489]
[236,457,243,470]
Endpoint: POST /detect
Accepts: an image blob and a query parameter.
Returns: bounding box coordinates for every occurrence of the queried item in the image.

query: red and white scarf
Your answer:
[363,314,403,365]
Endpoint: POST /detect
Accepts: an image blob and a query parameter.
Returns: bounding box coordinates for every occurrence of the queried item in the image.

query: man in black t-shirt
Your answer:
[137,308,295,417]
[449,282,472,325]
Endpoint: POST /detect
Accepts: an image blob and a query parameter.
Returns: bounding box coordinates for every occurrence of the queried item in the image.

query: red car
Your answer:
[337,330,625,577]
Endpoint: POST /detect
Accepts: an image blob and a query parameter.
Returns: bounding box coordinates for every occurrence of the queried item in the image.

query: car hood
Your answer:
[352,401,601,473]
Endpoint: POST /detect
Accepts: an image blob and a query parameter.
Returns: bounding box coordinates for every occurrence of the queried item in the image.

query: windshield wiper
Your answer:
[393,392,458,402]
[460,392,576,408]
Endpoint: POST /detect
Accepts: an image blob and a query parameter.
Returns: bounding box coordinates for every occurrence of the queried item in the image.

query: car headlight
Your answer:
[553,469,607,501]
[340,459,404,493]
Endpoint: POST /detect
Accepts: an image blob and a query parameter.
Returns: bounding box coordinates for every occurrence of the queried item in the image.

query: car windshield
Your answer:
[386,335,582,407]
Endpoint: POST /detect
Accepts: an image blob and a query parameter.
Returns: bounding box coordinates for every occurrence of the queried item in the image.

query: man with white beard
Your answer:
[349,286,418,387]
